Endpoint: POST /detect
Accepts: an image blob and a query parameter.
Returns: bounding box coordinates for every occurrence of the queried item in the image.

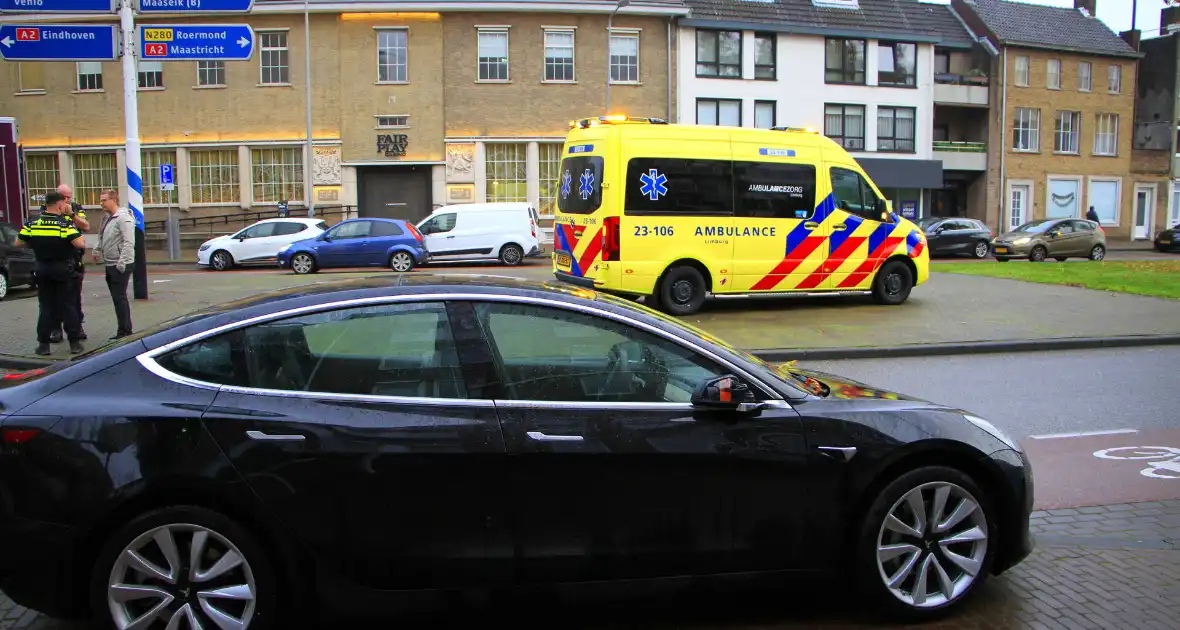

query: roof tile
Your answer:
[959,0,1138,58]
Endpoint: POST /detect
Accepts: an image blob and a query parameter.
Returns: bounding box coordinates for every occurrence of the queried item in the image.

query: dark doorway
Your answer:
[358,165,433,223]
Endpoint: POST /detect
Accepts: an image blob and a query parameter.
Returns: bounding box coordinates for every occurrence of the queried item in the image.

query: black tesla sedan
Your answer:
[0,274,1033,629]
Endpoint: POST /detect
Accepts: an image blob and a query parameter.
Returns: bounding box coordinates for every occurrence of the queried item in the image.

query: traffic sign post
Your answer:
[135,0,254,12]
[138,24,254,61]
[0,25,118,61]
[160,164,179,260]
[0,0,117,12]
[160,164,174,187]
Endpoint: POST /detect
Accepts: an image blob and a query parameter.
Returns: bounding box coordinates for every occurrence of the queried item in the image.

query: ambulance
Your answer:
[551,115,929,315]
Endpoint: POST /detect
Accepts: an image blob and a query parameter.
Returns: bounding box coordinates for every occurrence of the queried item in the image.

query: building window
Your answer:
[538,143,562,217]
[140,150,179,206]
[17,63,45,93]
[1014,55,1029,86]
[1089,179,1120,225]
[259,31,290,85]
[1094,113,1119,156]
[477,28,510,81]
[485,143,527,202]
[697,98,741,126]
[24,154,58,207]
[251,147,304,203]
[1012,107,1040,152]
[695,29,741,78]
[189,149,240,204]
[76,62,103,91]
[1046,59,1061,89]
[543,29,575,82]
[877,106,916,152]
[1107,64,1121,93]
[137,60,163,89]
[1078,61,1091,92]
[375,115,409,129]
[377,29,408,83]
[825,38,866,84]
[610,31,640,83]
[877,42,916,87]
[71,152,118,206]
[197,61,226,87]
[1054,111,1081,154]
[824,104,866,151]
[754,100,776,129]
[754,32,775,80]
[934,51,950,74]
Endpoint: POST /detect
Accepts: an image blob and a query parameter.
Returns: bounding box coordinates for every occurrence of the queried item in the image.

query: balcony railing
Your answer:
[933,141,987,153]
[935,72,989,86]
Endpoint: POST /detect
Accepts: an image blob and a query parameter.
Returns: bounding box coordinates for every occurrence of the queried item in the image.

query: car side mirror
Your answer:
[319,233,331,241]
[237,235,248,241]
[691,375,764,415]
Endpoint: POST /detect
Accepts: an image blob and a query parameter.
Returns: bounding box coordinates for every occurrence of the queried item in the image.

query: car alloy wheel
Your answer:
[875,481,989,611]
[973,242,989,259]
[107,523,258,630]
[0,272,7,301]
[291,254,315,275]
[1029,246,1047,262]
[211,251,233,271]
[500,244,524,266]
[1089,245,1105,261]
[390,251,414,272]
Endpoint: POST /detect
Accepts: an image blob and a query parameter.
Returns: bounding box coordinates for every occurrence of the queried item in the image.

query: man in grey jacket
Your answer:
[93,189,135,339]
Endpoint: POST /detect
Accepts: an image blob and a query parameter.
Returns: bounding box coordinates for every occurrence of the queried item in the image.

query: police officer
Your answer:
[41,184,89,342]
[16,191,88,356]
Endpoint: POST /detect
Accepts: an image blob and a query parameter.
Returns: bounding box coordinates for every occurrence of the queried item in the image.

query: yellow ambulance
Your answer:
[551,115,930,315]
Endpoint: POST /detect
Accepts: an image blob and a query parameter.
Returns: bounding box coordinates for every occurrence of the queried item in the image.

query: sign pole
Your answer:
[303,0,315,217]
[121,0,148,299]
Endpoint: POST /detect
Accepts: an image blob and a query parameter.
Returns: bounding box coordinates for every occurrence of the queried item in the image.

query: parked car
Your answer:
[0,274,1033,628]
[277,217,428,274]
[0,223,36,300]
[1154,222,1180,252]
[198,218,328,271]
[918,217,994,259]
[991,218,1106,262]
[417,202,542,266]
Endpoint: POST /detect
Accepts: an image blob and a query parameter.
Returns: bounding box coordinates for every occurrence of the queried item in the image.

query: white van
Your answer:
[416,202,542,266]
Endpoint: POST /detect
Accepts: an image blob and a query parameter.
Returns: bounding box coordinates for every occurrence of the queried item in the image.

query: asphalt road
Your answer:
[799,345,1180,440]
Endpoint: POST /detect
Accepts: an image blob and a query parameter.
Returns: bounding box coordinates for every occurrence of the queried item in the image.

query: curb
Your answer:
[6,333,1180,372]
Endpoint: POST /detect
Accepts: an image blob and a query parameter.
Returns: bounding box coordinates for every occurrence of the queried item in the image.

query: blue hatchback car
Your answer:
[277,218,429,274]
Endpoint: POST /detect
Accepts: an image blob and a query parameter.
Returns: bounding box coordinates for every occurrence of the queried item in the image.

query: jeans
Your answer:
[36,262,82,344]
[105,265,133,335]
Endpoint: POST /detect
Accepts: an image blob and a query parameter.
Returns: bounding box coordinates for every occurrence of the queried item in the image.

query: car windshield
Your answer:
[1011,219,1057,233]
[918,218,941,231]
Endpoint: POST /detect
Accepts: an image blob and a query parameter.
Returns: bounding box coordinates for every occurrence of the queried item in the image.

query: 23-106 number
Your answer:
[634,225,674,237]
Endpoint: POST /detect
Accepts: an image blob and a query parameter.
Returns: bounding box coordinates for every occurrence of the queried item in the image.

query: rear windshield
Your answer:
[556,156,604,215]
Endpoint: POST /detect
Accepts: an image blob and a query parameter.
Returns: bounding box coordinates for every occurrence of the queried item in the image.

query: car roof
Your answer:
[433,202,532,213]
[255,218,324,225]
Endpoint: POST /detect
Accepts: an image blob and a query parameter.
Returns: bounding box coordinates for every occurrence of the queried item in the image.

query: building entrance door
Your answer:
[1133,186,1154,240]
[358,166,433,223]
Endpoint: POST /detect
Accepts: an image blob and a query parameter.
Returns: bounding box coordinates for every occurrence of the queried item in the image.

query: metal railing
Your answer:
[935,72,989,86]
[143,205,355,235]
[933,141,987,153]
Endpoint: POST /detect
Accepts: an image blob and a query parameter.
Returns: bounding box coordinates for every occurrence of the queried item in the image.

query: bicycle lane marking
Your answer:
[1020,428,1180,510]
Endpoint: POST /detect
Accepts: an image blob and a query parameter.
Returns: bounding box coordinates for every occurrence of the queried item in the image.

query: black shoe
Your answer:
[69,341,84,355]
[78,330,88,341]
[34,343,51,356]
[49,332,63,343]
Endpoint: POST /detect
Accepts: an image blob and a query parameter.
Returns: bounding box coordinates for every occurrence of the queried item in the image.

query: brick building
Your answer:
[0,0,685,229]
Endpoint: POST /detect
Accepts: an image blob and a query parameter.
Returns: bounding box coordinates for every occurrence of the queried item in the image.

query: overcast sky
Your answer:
[923,0,1165,37]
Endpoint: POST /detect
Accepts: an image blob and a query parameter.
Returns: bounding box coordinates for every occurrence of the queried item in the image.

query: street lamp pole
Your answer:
[605,0,631,115]
[303,0,315,216]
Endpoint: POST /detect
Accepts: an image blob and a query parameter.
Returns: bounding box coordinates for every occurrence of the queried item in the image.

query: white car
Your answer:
[416,202,542,266]
[197,218,328,271]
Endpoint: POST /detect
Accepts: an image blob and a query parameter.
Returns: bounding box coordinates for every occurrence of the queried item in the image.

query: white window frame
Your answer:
[1087,176,1122,227]
[1012,107,1040,152]
[476,26,510,82]
[71,152,118,207]
[1046,58,1061,90]
[1014,55,1029,87]
[188,149,241,205]
[76,61,103,92]
[137,59,164,90]
[376,27,409,84]
[1170,180,1180,226]
[375,115,410,129]
[141,150,179,206]
[609,28,640,84]
[23,153,58,208]
[696,98,742,126]
[1078,61,1091,92]
[1006,179,1034,232]
[484,143,528,203]
[542,27,576,83]
[1094,113,1119,156]
[1054,110,1080,154]
[1107,64,1122,93]
[258,29,291,86]
[196,60,226,88]
[754,100,776,129]
[251,146,305,204]
[1044,175,1084,220]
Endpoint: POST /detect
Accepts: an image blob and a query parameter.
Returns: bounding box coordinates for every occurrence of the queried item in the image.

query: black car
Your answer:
[0,222,36,301]
[918,217,994,259]
[1155,223,1180,252]
[0,275,1033,629]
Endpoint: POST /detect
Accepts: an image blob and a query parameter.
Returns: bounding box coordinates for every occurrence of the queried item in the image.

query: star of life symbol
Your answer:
[639,168,668,201]
[578,169,595,200]
[560,170,573,200]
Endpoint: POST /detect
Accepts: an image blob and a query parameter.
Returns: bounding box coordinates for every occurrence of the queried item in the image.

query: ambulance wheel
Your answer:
[657,265,707,316]
[871,260,913,306]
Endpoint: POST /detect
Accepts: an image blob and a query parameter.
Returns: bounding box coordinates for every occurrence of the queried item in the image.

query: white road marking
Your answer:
[152,279,173,284]
[1028,428,1139,440]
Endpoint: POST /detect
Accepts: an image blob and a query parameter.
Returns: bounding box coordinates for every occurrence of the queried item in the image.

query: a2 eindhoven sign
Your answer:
[0,0,254,12]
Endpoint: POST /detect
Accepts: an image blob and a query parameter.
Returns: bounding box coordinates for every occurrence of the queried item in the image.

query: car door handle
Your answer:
[832,224,848,231]
[526,431,583,442]
[804,221,820,229]
[445,235,456,239]
[246,430,305,442]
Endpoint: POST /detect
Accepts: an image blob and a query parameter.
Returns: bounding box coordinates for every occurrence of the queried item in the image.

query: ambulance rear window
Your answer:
[557,156,605,215]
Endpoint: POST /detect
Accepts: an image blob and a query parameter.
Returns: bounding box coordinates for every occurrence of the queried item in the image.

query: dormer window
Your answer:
[812,0,859,8]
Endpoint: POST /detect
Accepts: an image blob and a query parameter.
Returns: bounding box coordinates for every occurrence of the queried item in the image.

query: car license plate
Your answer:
[555,253,572,268]
[994,247,1009,254]
[1162,238,1172,244]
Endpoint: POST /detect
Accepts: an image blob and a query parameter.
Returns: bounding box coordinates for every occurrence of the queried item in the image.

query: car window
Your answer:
[421,213,456,235]
[733,162,817,219]
[1053,222,1075,234]
[242,223,278,239]
[370,221,405,238]
[557,155,605,215]
[155,335,248,387]
[273,222,306,236]
[830,167,884,221]
[473,301,732,404]
[315,221,330,231]
[624,157,732,217]
[1071,220,1094,232]
[330,221,371,240]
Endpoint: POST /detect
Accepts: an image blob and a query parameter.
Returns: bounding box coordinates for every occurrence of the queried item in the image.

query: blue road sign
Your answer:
[160,164,174,186]
[0,0,116,13]
[136,0,254,12]
[139,24,254,61]
[0,24,118,61]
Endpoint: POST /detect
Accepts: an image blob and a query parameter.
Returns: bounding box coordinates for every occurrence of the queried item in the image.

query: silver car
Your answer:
[991,218,1106,262]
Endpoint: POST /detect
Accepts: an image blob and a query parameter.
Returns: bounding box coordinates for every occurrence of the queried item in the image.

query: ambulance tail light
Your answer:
[602,216,621,261]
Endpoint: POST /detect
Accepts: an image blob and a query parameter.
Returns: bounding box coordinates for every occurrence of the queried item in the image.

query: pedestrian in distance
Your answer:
[1086,205,1100,224]
[16,191,88,356]
[40,184,90,343]
[94,189,136,340]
